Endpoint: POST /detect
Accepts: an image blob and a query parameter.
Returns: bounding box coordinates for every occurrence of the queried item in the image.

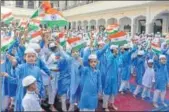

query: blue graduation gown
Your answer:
[79,67,102,109]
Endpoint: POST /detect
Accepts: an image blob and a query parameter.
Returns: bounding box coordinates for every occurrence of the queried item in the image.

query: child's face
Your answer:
[89,59,97,68]
[148,63,153,68]
[25,53,36,64]
[160,58,167,64]
[98,44,104,49]
[71,50,79,58]
[28,82,37,91]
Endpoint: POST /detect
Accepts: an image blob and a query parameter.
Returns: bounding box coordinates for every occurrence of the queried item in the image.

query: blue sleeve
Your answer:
[82,48,91,66]
[38,70,45,98]
[39,59,51,76]
[40,40,45,48]
[96,43,110,58]
[97,71,102,93]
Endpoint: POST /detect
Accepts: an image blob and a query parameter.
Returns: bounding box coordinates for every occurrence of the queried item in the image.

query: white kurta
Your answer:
[142,67,155,88]
[22,91,42,111]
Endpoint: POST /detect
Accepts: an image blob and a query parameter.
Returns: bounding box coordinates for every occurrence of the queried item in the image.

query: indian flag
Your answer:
[57,32,66,46]
[1,12,14,24]
[18,19,28,31]
[42,8,68,27]
[67,37,86,51]
[106,24,119,35]
[108,31,128,46]
[151,38,161,54]
[29,19,41,31]
[31,1,51,19]
[1,36,15,52]
[31,30,42,39]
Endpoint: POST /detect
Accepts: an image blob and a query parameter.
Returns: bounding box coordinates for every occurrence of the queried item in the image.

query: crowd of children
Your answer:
[1,23,169,111]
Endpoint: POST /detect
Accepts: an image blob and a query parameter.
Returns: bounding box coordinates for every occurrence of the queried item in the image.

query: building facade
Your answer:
[1,1,169,36]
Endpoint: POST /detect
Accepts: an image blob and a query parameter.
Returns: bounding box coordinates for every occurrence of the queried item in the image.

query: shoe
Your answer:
[119,91,124,95]
[112,104,118,111]
[105,108,110,111]
[153,103,159,108]
[162,102,168,107]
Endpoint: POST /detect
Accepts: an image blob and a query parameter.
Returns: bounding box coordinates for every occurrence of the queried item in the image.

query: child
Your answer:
[141,59,155,99]
[79,54,102,111]
[153,55,169,108]
[22,75,43,111]
[133,50,145,97]
[103,45,119,111]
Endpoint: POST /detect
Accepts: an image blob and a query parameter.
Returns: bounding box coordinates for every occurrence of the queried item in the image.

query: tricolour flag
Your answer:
[67,37,86,51]
[28,19,41,31]
[1,36,15,52]
[18,19,28,31]
[108,31,128,46]
[1,12,14,24]
[31,1,51,19]
[151,38,161,54]
[42,8,68,27]
[57,32,66,46]
[106,24,119,35]
[31,30,42,39]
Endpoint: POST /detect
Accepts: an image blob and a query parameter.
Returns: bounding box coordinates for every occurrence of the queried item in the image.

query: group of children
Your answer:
[1,25,169,111]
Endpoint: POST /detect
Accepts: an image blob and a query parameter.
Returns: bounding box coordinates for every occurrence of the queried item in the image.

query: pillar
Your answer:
[131,18,136,37]
[146,6,152,34]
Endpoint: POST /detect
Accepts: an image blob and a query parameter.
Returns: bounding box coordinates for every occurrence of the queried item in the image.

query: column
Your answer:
[145,6,152,34]
[24,1,27,8]
[131,18,136,37]
[162,17,168,34]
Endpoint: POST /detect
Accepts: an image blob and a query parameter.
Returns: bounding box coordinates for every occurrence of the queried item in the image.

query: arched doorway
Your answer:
[77,21,82,30]
[98,18,106,31]
[89,19,96,30]
[152,10,169,34]
[134,15,146,34]
[83,20,88,31]
[119,17,132,33]
[107,18,117,25]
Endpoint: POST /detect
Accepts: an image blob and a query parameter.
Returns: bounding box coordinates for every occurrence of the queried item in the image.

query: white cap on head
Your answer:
[137,50,144,55]
[29,43,40,50]
[110,45,118,50]
[148,59,153,63]
[159,54,166,59]
[123,44,130,48]
[24,48,36,54]
[88,54,97,60]
[98,41,105,45]
[22,75,36,87]
[49,42,56,48]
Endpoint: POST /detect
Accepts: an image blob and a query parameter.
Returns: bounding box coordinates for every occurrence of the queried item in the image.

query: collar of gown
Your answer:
[27,90,36,94]
[26,63,35,67]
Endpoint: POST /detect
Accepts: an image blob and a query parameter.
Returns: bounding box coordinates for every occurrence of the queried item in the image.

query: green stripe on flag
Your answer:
[152,48,161,55]
[111,40,128,46]
[72,43,86,51]
[4,17,14,24]
[1,40,16,53]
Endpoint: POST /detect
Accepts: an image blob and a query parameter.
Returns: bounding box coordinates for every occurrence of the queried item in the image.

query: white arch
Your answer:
[72,21,76,29]
[107,18,117,25]
[83,20,88,30]
[134,15,146,34]
[119,17,132,32]
[151,10,169,34]
[98,18,106,27]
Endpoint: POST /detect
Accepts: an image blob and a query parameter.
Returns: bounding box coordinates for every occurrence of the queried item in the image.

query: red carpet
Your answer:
[114,93,153,111]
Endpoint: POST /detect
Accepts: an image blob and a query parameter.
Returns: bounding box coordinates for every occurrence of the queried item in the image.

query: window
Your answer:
[28,1,34,9]
[16,1,24,8]
[1,0,5,6]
